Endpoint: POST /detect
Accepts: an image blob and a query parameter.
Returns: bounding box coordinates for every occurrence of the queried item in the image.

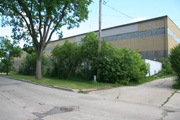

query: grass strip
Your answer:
[161,90,178,107]
[0,72,117,90]
[0,72,176,91]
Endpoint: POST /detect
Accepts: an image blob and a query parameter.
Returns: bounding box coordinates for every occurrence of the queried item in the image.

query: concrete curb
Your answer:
[0,75,78,93]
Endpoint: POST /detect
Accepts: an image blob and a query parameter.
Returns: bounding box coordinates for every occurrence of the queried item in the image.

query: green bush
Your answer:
[98,48,148,84]
[0,37,22,75]
[160,58,173,74]
[169,44,180,82]
[80,32,99,79]
[51,40,81,79]
[50,32,148,84]
[1,58,14,74]
[19,52,48,75]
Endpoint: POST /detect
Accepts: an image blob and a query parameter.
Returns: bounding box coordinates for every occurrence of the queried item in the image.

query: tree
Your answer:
[0,0,92,79]
[169,44,180,83]
[0,37,22,75]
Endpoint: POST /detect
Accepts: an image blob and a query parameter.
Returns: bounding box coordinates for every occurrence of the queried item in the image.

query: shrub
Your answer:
[160,58,173,74]
[19,52,48,75]
[80,32,117,79]
[98,48,148,84]
[51,40,81,79]
[169,44,180,82]
[80,32,99,79]
[0,37,22,75]
[49,32,148,84]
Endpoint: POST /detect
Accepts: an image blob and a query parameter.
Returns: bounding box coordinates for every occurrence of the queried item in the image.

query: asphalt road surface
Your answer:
[0,76,179,120]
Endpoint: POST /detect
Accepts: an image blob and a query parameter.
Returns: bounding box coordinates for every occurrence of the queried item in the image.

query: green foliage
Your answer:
[80,32,117,79]
[23,44,35,54]
[160,58,174,75]
[0,0,92,41]
[49,32,148,84]
[81,32,99,78]
[0,37,22,75]
[98,48,148,84]
[51,40,81,79]
[19,52,48,75]
[0,58,13,74]
[0,0,92,79]
[169,44,180,83]
[173,79,180,89]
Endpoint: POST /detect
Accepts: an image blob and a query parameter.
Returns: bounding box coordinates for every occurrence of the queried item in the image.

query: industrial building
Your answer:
[14,16,180,70]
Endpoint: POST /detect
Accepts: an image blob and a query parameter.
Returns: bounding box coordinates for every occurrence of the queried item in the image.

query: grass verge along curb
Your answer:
[0,75,78,92]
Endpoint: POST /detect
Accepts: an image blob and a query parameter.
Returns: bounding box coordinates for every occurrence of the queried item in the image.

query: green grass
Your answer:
[141,74,175,83]
[126,74,176,86]
[0,72,177,90]
[1,72,117,90]
[161,90,178,106]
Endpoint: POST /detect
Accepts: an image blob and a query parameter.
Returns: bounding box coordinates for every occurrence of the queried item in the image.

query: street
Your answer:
[0,76,179,120]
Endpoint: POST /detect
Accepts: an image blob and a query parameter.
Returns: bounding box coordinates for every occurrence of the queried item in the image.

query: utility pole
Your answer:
[96,0,102,82]
[98,0,102,57]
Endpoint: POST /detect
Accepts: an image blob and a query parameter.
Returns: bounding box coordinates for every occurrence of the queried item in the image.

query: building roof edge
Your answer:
[51,15,169,43]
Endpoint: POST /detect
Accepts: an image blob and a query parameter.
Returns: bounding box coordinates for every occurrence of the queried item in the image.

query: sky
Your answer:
[0,0,180,47]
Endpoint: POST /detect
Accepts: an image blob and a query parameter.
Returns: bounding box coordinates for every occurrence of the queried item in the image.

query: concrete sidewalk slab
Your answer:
[89,77,177,107]
[164,90,180,109]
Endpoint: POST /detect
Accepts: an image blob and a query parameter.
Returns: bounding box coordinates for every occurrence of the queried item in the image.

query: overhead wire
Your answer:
[85,1,98,32]
[103,2,134,19]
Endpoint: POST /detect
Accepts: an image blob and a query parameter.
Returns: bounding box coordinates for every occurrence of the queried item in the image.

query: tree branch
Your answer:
[42,16,51,40]
[43,17,53,48]
[14,9,32,36]
[44,3,68,49]
[30,2,33,13]
[38,1,42,40]
[17,0,39,50]
[39,11,42,39]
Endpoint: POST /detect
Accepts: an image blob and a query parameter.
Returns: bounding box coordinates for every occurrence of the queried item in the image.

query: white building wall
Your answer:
[145,59,162,76]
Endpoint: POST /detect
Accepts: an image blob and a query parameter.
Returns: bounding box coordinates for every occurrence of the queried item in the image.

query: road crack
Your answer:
[161,90,178,107]
[159,107,180,120]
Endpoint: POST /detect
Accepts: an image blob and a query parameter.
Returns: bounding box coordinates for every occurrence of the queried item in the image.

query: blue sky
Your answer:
[0,0,180,46]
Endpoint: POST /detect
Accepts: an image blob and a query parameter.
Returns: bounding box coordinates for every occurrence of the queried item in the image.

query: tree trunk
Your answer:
[36,50,42,79]
[6,66,8,75]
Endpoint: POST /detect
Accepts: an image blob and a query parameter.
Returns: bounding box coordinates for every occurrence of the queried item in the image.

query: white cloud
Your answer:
[130,17,147,23]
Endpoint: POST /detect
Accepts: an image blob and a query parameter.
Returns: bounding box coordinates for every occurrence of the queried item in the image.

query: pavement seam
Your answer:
[161,90,178,107]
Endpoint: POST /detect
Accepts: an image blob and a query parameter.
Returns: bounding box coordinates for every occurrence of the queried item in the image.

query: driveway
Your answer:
[0,76,179,120]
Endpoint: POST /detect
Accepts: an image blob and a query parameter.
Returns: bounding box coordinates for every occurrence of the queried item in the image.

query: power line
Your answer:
[88,2,100,32]
[103,3,134,19]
